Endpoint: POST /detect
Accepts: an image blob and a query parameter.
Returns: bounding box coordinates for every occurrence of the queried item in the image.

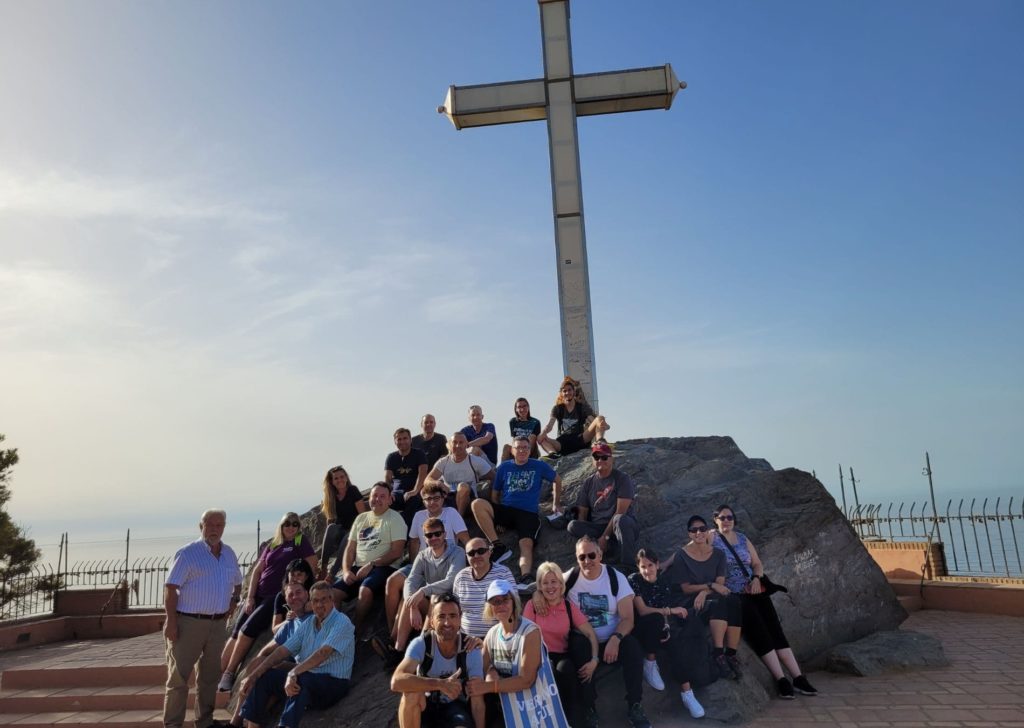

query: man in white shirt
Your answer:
[424,432,495,518]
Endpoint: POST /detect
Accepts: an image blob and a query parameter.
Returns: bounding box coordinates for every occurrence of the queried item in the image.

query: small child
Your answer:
[628,548,705,719]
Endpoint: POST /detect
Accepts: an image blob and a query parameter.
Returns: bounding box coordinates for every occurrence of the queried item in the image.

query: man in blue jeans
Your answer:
[237,581,355,728]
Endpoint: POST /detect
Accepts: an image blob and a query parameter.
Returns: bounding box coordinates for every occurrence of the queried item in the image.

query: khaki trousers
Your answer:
[163,614,228,728]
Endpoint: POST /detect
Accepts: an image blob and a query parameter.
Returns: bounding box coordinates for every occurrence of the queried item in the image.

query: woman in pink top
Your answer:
[525,561,599,728]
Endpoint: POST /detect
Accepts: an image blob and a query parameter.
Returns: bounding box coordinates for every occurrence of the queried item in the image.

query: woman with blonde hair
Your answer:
[537,377,610,457]
[217,512,317,693]
[319,465,367,579]
[525,562,599,728]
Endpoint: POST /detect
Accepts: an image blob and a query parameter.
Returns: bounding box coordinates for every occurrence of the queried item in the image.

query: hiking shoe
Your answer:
[714,653,732,679]
[216,670,235,693]
[726,654,742,680]
[792,674,818,695]
[680,688,705,718]
[776,677,795,699]
[627,702,652,728]
[581,705,600,728]
[643,658,665,691]
[518,572,535,587]
[491,542,512,564]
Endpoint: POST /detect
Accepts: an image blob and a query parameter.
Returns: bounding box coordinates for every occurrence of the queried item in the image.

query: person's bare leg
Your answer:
[471,499,498,543]
[354,587,374,636]
[398,692,425,728]
[385,572,406,634]
[221,635,236,671]
[759,650,785,679]
[518,537,533,575]
[500,444,513,462]
[777,647,802,677]
[224,633,254,675]
[726,625,742,650]
[541,435,562,454]
[456,484,472,518]
[709,618,727,648]
[395,601,428,651]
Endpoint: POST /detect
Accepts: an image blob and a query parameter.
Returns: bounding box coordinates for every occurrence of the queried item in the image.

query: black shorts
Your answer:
[491,503,541,542]
[332,565,394,599]
[557,432,587,455]
[422,699,473,728]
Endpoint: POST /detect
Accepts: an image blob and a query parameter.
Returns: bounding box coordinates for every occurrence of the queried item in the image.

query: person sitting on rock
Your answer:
[424,432,495,518]
[460,404,499,465]
[628,548,705,718]
[567,441,640,571]
[711,504,818,699]
[500,397,542,461]
[378,516,468,664]
[451,538,515,639]
[332,482,407,637]
[237,581,355,728]
[662,514,744,681]
[391,593,487,728]
[537,376,609,457]
[471,436,562,585]
[385,427,428,524]
[412,413,449,470]
[318,465,368,581]
[564,535,652,728]
[383,483,470,641]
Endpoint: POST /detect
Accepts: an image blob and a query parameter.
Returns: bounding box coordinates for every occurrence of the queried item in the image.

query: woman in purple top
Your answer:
[217,512,317,693]
[711,504,818,700]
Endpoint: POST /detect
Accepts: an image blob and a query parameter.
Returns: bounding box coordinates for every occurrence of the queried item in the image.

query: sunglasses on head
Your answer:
[283,521,301,528]
[430,593,460,606]
[688,526,709,534]
[577,552,598,562]
[717,514,735,521]
[467,547,491,557]
[424,530,445,539]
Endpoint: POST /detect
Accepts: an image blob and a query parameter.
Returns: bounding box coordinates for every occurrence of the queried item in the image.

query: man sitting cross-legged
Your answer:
[237,581,355,728]
[424,432,495,519]
[471,436,562,585]
[390,593,486,728]
[333,482,407,637]
[567,441,640,571]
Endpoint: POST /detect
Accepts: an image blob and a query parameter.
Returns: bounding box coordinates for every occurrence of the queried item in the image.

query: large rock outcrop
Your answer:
[275,435,907,726]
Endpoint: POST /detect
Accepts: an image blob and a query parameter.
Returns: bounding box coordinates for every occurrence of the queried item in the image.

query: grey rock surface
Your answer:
[257,435,907,726]
[825,629,948,676]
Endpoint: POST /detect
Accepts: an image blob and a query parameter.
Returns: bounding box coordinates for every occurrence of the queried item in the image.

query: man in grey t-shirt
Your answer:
[567,442,639,569]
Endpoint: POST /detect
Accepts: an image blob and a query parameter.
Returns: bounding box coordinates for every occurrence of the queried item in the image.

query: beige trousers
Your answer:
[163,614,228,728]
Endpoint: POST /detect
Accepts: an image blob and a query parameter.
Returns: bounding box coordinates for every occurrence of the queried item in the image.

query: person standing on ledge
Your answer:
[163,508,241,728]
[537,377,609,457]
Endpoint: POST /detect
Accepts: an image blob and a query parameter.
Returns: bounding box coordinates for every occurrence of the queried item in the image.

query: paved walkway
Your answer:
[1,610,1022,726]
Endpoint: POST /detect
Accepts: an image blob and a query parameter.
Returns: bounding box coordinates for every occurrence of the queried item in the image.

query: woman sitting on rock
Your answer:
[662,514,743,681]
[711,504,818,699]
[319,465,368,579]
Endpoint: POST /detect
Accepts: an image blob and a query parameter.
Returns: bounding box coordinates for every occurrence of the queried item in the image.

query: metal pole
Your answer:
[125,528,130,579]
[849,466,860,513]
[923,452,940,535]
[838,464,847,516]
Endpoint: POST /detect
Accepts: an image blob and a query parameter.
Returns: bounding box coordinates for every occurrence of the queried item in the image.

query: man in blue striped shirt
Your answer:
[163,508,242,728]
[237,581,355,727]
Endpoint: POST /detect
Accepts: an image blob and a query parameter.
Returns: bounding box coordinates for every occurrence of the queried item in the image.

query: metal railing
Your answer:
[1,551,257,622]
[847,497,1024,578]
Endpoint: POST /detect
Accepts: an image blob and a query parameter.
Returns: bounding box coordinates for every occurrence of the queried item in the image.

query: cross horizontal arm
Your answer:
[438,64,684,129]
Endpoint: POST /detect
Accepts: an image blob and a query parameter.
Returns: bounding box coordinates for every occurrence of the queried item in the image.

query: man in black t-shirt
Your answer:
[385,428,428,526]
[411,414,448,470]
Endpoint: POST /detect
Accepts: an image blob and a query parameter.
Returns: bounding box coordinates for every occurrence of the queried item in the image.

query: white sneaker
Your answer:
[216,670,235,693]
[643,658,665,691]
[681,688,705,718]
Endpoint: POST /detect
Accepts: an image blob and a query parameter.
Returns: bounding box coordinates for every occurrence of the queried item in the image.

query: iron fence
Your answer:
[847,497,1024,578]
[1,551,257,622]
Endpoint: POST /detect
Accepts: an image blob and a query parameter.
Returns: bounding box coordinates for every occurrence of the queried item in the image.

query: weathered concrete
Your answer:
[826,629,949,675]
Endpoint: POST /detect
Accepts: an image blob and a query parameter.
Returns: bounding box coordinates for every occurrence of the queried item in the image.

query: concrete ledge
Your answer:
[864,539,947,580]
[0,611,163,652]
[890,578,1024,617]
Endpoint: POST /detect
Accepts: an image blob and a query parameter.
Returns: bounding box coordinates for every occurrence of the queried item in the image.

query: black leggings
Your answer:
[698,593,742,627]
[740,593,789,656]
[635,613,707,685]
[549,639,592,728]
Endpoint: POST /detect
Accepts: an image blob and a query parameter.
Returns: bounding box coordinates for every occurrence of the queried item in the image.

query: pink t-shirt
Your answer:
[524,598,588,654]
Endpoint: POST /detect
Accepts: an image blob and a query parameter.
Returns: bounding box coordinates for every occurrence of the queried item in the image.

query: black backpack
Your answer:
[564,565,620,597]
[417,630,470,693]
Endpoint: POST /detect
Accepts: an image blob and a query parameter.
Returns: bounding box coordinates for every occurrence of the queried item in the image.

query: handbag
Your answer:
[719,534,788,596]
[564,598,594,661]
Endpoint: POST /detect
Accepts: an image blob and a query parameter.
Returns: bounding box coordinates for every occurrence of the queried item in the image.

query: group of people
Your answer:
[161,378,815,728]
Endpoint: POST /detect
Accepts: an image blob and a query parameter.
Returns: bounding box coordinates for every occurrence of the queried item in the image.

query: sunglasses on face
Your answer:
[577,552,598,562]
[717,514,735,521]
[467,547,491,557]
[592,454,610,462]
[283,521,301,528]
[424,530,445,539]
[688,526,709,534]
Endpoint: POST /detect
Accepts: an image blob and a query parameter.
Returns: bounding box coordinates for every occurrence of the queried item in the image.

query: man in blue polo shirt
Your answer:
[237,581,355,728]
[470,436,562,584]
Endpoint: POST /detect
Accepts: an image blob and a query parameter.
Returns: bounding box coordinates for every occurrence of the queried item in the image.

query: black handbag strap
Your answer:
[718,533,752,581]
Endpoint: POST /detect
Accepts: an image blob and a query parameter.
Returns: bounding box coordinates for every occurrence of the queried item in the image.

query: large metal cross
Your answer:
[438,0,684,412]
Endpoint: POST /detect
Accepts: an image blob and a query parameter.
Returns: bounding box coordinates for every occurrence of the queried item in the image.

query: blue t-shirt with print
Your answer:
[493,458,557,513]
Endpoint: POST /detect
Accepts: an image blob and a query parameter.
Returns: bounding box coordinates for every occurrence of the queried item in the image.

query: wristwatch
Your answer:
[612,632,624,641]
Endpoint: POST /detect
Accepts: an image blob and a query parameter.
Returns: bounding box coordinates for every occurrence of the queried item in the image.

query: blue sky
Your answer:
[1,1,1021,554]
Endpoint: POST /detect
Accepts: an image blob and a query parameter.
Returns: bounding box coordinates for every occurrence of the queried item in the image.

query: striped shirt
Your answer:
[451,563,515,638]
[283,608,356,680]
[166,538,242,615]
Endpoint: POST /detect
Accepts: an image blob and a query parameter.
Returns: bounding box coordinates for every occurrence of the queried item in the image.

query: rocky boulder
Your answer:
[826,630,948,676]
[278,435,906,726]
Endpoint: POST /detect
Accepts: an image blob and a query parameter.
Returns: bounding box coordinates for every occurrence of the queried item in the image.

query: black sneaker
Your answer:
[491,542,512,564]
[726,654,742,680]
[713,653,731,679]
[792,674,818,695]
[627,702,652,728]
[581,705,600,728]
[776,677,795,699]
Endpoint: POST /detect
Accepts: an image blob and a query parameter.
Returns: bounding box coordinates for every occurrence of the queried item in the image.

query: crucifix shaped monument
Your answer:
[438,0,685,412]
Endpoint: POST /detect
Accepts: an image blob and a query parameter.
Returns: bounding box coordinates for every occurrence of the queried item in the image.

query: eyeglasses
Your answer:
[688,526,709,534]
[716,514,735,521]
[577,552,598,562]
[592,454,610,462]
[424,495,443,502]
[467,547,491,557]
[283,521,301,528]
[424,530,445,539]
[488,595,511,605]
